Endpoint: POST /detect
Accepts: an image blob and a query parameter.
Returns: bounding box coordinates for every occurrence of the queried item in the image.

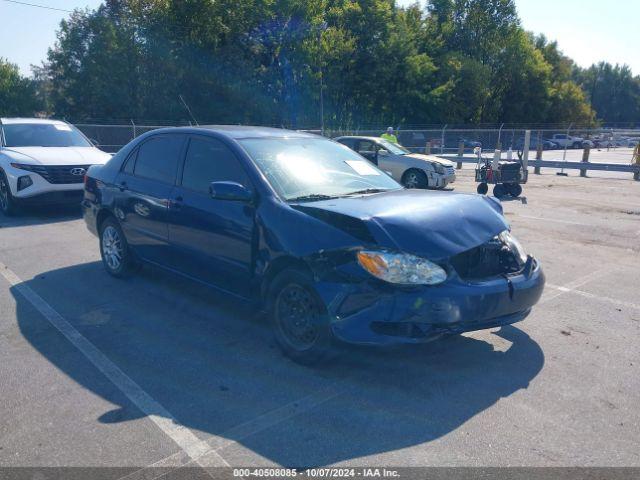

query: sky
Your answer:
[0,0,638,77]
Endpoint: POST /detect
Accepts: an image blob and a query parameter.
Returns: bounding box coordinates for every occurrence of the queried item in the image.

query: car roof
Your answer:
[334,136,381,142]
[0,117,70,125]
[181,125,319,140]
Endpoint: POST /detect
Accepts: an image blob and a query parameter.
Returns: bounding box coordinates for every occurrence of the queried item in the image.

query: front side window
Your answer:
[239,137,401,201]
[134,135,183,184]
[181,137,249,194]
[2,123,92,148]
[377,139,410,155]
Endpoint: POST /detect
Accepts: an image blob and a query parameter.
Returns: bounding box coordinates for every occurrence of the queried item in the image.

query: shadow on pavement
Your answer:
[0,205,81,229]
[12,261,545,466]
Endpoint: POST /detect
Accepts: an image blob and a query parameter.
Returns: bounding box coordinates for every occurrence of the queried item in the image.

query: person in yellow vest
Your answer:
[381,127,398,144]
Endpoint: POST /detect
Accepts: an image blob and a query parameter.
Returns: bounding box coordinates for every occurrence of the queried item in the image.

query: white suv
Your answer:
[0,118,112,215]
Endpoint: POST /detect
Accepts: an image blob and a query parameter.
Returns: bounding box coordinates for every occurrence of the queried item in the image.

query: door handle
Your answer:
[118,181,127,192]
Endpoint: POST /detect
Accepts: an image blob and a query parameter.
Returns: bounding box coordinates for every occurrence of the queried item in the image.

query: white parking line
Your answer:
[0,261,226,467]
[513,214,589,226]
[539,268,611,305]
[547,283,640,311]
[1,260,351,477]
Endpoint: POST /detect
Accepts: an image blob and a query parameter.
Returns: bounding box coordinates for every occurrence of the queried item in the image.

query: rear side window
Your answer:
[134,135,183,184]
[181,137,250,194]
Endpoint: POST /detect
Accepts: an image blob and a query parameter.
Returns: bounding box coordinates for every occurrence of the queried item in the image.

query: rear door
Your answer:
[167,135,256,297]
[113,134,185,264]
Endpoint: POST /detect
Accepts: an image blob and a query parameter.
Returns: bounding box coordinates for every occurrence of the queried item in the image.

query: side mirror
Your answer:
[209,181,253,202]
[377,149,389,156]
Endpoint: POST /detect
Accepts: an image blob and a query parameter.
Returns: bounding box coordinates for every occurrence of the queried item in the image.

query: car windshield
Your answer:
[2,123,92,147]
[378,139,410,155]
[240,137,402,201]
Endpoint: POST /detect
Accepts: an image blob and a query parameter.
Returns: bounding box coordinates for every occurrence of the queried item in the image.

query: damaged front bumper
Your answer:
[315,256,544,346]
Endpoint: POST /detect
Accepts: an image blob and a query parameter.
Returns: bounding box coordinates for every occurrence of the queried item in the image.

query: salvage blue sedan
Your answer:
[83,126,544,363]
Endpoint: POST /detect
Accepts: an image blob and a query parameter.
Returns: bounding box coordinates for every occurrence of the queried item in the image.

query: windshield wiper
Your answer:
[343,188,390,196]
[287,193,337,203]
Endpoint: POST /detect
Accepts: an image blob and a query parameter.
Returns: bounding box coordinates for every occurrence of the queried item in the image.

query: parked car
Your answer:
[513,137,558,151]
[83,126,545,363]
[0,118,111,215]
[334,136,456,189]
[550,133,592,149]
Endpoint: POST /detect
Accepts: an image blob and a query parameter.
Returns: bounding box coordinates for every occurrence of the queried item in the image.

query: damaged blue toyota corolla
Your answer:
[83,126,544,363]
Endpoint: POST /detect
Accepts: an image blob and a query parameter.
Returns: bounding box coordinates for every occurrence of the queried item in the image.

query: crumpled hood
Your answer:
[406,153,454,167]
[2,147,111,166]
[297,189,507,260]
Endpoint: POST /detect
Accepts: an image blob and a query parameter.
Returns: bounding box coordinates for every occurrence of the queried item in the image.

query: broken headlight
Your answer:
[357,250,447,285]
[499,230,527,264]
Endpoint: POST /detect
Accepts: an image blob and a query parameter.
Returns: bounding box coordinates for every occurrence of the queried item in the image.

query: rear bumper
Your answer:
[317,257,544,345]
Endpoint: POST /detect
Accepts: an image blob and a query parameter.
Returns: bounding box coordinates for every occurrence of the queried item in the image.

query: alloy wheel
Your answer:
[102,226,123,271]
[404,172,420,189]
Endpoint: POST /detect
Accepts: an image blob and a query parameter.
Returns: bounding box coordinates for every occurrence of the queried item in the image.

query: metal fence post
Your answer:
[130,119,136,141]
[425,140,431,155]
[522,130,531,171]
[440,124,447,155]
[534,130,542,174]
[457,140,464,170]
[496,123,504,152]
[580,146,590,177]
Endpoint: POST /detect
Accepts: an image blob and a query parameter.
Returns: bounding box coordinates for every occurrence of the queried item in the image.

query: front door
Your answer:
[167,135,256,297]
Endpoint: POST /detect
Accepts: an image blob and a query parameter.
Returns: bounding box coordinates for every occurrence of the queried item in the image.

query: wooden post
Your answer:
[580,146,590,177]
[534,132,543,174]
[457,140,464,170]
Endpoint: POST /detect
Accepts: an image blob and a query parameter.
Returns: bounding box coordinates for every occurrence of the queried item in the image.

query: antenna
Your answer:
[179,95,199,126]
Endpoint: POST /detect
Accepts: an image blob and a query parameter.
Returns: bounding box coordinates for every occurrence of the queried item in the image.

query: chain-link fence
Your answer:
[74,123,640,178]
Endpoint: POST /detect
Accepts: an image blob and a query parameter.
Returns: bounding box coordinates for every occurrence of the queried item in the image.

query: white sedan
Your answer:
[0,118,112,215]
[335,136,456,189]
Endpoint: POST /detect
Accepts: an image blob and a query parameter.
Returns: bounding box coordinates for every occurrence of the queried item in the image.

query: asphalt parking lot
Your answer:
[0,169,638,474]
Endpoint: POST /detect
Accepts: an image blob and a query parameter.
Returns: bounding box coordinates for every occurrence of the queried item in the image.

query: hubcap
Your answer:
[102,226,123,270]
[276,284,320,351]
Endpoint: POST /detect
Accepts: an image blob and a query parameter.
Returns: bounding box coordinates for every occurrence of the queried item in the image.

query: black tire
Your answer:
[493,183,507,198]
[99,217,135,278]
[268,268,333,365]
[477,182,488,195]
[508,183,523,197]
[0,170,18,216]
[402,169,429,189]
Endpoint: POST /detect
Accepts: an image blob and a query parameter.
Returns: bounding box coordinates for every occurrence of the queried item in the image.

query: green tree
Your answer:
[0,58,42,117]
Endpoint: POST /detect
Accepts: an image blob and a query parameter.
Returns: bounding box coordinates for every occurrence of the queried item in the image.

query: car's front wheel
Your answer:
[268,268,333,365]
[99,217,135,278]
[0,170,18,216]
[402,169,428,189]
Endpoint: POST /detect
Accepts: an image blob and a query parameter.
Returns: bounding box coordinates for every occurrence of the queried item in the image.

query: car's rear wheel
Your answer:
[402,169,428,189]
[269,268,332,365]
[0,170,18,216]
[477,182,488,195]
[99,217,135,278]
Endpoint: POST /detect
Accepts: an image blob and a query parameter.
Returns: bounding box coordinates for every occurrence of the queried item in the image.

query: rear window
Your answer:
[2,123,91,147]
[133,135,183,184]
